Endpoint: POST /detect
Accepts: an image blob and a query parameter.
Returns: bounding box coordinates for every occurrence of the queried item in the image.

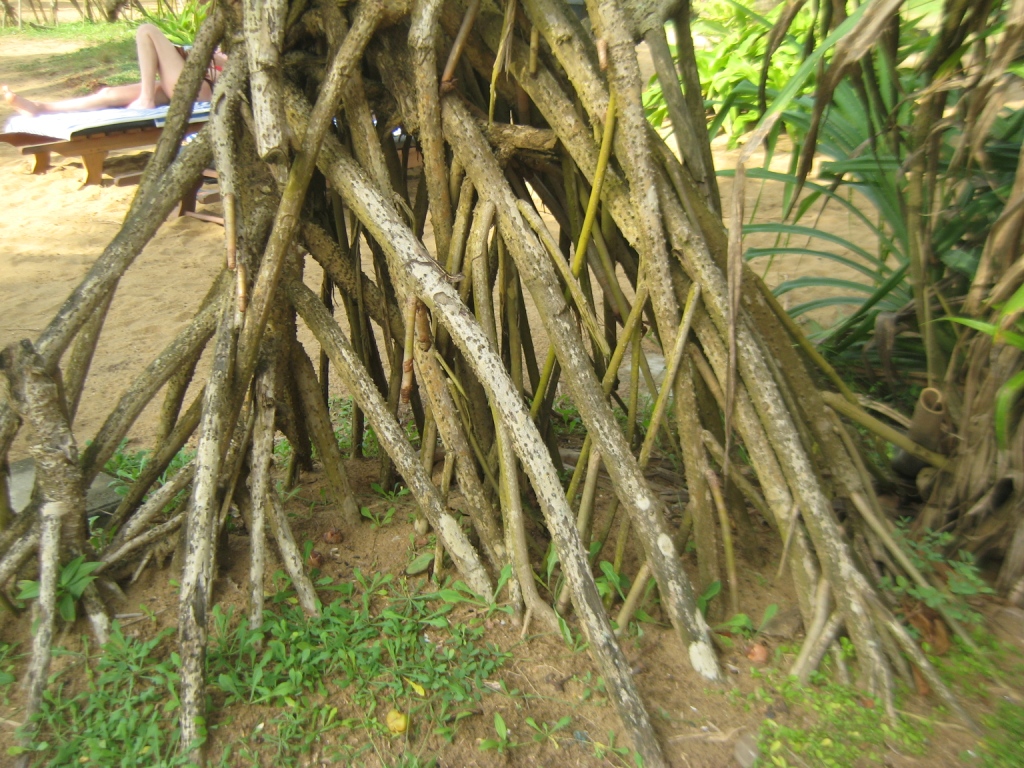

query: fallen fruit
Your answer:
[323,528,343,544]
[386,708,409,734]
[746,643,769,664]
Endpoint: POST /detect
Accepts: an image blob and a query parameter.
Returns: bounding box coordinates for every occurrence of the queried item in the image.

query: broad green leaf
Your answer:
[405,552,434,576]
[995,370,1024,448]
[1003,282,1024,316]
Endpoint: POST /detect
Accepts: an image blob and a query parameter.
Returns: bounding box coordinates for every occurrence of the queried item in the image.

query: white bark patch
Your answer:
[688,641,721,681]
[636,495,650,511]
[657,533,674,558]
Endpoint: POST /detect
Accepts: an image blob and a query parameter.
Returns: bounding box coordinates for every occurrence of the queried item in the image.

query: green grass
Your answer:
[740,667,929,767]
[16,571,513,767]
[0,20,135,40]
[0,642,19,706]
[974,701,1024,767]
[3,22,140,90]
[103,441,193,505]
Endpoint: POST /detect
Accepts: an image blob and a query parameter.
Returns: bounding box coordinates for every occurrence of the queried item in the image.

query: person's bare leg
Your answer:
[3,83,149,115]
[129,23,187,109]
[2,85,44,115]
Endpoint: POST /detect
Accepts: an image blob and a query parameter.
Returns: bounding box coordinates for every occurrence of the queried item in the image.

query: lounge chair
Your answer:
[0,102,210,185]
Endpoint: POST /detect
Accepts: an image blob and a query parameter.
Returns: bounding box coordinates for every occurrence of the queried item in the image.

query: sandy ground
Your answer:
[0,37,230,460]
[0,32,871,462]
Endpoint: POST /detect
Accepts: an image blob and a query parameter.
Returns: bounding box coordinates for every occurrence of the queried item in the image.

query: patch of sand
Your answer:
[1,34,227,458]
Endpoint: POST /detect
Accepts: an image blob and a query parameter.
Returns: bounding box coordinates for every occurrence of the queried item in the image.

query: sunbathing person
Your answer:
[2,23,224,116]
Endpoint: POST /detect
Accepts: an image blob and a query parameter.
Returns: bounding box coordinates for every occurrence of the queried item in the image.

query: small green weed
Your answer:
[557,615,589,654]
[0,642,19,705]
[573,671,607,704]
[16,555,102,623]
[880,520,993,626]
[211,571,512,763]
[20,572,512,767]
[551,395,586,437]
[697,580,722,616]
[585,729,641,766]
[930,634,1019,698]
[478,712,513,754]
[361,505,396,529]
[973,700,1024,767]
[715,604,779,646]
[595,560,630,603]
[104,441,193,509]
[477,712,572,754]
[525,715,572,746]
[750,669,928,766]
[371,482,410,502]
[12,625,192,767]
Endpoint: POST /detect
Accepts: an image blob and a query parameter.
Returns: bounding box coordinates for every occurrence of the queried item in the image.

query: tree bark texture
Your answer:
[0,1,982,763]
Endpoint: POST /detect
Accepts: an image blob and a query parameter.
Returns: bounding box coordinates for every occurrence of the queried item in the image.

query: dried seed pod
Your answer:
[323,528,343,545]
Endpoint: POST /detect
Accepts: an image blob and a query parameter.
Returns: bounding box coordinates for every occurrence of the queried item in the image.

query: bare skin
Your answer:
[2,24,217,116]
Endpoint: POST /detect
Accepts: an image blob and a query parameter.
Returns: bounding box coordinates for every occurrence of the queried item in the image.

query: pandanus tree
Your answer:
[0,0,994,764]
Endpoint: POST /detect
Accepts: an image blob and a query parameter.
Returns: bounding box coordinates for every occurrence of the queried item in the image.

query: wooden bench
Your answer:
[2,124,203,186]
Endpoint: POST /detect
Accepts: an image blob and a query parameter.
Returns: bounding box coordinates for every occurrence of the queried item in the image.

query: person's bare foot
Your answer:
[2,85,44,116]
[127,95,157,110]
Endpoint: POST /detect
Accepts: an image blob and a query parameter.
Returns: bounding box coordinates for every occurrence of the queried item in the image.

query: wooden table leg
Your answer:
[30,151,51,174]
[174,178,203,219]
[81,150,108,186]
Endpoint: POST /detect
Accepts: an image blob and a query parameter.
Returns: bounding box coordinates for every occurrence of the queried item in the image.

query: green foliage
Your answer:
[329,396,355,451]
[7,30,139,90]
[749,669,928,766]
[478,713,573,753]
[11,626,193,766]
[210,571,511,762]
[974,701,1024,767]
[361,505,396,529]
[19,573,511,766]
[104,441,193,505]
[595,560,630,602]
[0,20,136,42]
[762,89,1023,376]
[645,0,816,145]
[478,713,512,754]
[272,437,292,463]
[524,715,572,746]
[697,580,722,616]
[557,614,589,654]
[950,282,1024,446]
[371,482,411,502]
[551,395,586,437]
[715,604,778,642]
[586,730,640,765]
[406,551,435,576]
[137,0,209,46]
[879,520,993,625]
[0,642,19,705]
[16,556,102,623]
[645,0,1022,386]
